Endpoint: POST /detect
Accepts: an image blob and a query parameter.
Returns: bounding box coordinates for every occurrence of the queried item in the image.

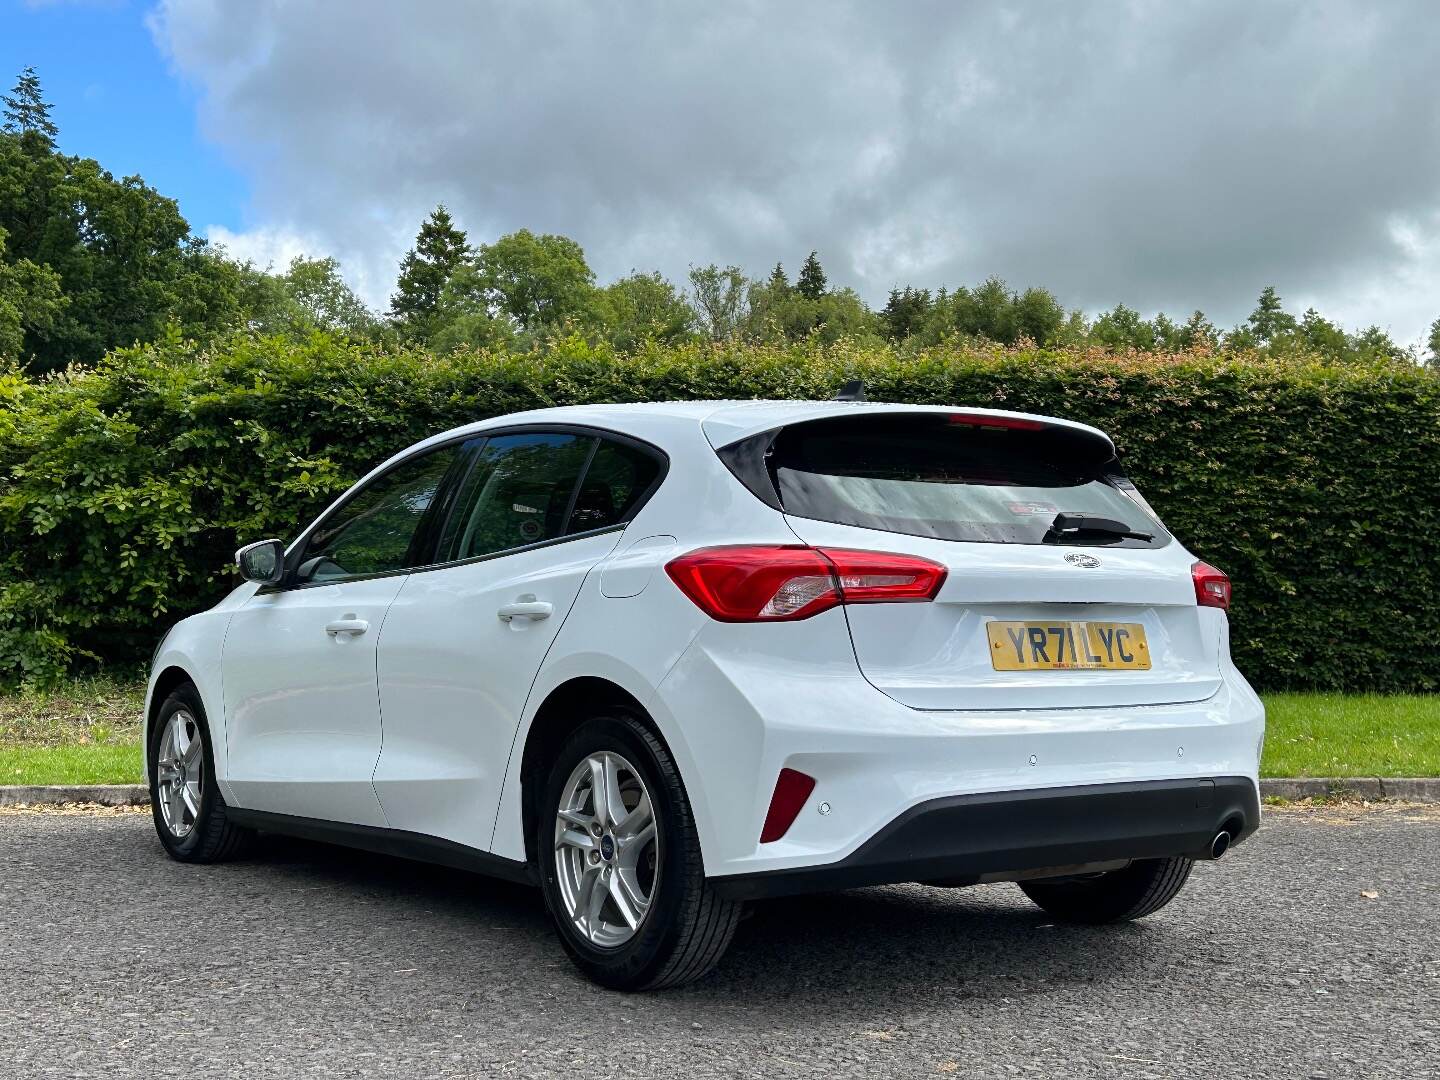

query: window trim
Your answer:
[266,422,669,593]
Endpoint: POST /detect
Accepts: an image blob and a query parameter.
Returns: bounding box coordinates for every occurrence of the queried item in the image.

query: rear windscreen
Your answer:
[719,413,1168,547]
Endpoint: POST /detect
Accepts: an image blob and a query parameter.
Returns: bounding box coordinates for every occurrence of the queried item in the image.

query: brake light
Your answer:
[948,412,1045,431]
[1192,561,1231,611]
[760,768,817,843]
[664,546,947,622]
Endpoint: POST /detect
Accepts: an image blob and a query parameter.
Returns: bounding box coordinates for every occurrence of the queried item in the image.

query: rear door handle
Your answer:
[497,600,553,622]
[325,617,369,637]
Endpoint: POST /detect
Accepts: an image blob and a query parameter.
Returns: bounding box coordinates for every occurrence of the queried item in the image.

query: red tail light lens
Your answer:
[1192,561,1231,610]
[760,768,817,843]
[665,546,947,622]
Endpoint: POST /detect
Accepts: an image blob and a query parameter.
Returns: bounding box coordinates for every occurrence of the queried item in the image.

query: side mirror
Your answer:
[235,539,286,585]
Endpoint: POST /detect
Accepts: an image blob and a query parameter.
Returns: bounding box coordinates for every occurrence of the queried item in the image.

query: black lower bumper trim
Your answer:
[711,776,1259,901]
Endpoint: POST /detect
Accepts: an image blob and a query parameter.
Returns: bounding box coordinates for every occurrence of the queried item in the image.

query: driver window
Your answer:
[438,432,593,562]
[297,443,465,584]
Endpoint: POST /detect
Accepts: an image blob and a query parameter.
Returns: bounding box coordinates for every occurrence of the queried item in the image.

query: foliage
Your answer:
[0,227,65,360]
[0,127,246,371]
[474,228,597,332]
[389,204,470,337]
[687,264,748,341]
[0,333,1436,694]
[796,250,828,300]
[2,66,57,143]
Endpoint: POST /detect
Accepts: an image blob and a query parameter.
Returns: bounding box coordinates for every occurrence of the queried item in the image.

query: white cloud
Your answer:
[152,0,1440,342]
[205,224,396,310]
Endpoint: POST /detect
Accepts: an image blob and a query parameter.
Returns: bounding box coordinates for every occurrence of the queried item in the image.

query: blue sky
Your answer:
[1,0,244,233]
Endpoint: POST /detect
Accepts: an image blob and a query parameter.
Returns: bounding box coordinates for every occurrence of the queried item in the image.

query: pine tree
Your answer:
[1246,286,1296,343]
[797,251,827,300]
[390,205,470,332]
[1428,317,1440,363]
[768,262,789,291]
[2,66,59,143]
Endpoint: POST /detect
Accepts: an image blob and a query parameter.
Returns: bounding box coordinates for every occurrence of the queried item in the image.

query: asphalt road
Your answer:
[1,806,1435,1079]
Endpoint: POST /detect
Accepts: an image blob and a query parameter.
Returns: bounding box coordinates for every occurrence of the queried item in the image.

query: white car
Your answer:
[146,399,1264,989]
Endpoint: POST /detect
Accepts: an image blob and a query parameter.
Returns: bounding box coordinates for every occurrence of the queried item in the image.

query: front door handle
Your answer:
[325,617,369,637]
[497,600,553,622]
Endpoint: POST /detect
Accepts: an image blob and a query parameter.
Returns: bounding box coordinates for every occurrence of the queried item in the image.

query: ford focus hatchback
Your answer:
[146,400,1264,990]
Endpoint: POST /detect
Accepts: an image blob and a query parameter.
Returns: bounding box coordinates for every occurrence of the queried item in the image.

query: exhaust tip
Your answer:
[1209,830,1232,860]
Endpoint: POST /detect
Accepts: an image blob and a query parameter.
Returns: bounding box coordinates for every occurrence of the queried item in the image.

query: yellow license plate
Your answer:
[987,621,1151,670]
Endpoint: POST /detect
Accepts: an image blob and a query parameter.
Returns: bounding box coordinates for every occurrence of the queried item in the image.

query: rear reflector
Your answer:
[1192,561,1231,610]
[665,546,947,622]
[760,768,817,843]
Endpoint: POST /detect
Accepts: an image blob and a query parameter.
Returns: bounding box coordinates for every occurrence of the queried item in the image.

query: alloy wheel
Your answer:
[155,709,204,839]
[553,751,659,948]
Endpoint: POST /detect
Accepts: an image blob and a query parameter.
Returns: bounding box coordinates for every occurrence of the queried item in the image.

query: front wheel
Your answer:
[148,684,252,863]
[537,712,741,990]
[1019,856,1194,924]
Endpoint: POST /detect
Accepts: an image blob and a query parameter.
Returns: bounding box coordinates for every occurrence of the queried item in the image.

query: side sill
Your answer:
[227,808,535,886]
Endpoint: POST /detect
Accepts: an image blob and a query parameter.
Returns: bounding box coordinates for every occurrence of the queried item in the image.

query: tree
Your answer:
[687,264,749,341]
[767,263,790,291]
[596,271,695,350]
[429,263,512,352]
[475,229,596,333]
[1246,286,1297,344]
[0,129,250,371]
[880,287,931,340]
[1428,317,1440,364]
[1179,310,1219,351]
[390,205,469,336]
[0,226,65,361]
[1089,304,1157,350]
[797,251,827,300]
[2,66,58,143]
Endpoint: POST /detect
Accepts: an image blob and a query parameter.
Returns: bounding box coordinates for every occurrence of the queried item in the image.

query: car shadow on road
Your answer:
[233,832,1163,1012]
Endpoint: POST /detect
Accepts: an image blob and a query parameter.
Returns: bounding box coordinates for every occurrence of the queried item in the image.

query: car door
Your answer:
[372,430,664,851]
[222,439,469,825]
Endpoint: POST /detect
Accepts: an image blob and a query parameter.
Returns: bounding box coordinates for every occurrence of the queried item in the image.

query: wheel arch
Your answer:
[146,665,198,748]
[516,676,674,868]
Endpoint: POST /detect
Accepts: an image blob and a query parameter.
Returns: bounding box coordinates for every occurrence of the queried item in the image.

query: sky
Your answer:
[5,0,1440,345]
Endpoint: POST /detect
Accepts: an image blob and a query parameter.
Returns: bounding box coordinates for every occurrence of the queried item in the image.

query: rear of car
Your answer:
[649,404,1263,896]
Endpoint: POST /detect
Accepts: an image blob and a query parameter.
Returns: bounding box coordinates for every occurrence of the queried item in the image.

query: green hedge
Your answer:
[1,332,1437,690]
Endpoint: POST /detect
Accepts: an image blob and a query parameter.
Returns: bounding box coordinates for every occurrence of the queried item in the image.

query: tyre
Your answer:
[536,711,741,990]
[1019,856,1194,924]
[148,684,253,863]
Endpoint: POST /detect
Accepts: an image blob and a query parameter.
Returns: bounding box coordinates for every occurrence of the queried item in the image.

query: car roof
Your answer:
[421,399,1113,450]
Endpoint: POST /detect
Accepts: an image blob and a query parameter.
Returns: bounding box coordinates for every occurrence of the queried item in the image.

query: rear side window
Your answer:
[438,432,594,562]
[568,438,664,533]
[719,413,1168,547]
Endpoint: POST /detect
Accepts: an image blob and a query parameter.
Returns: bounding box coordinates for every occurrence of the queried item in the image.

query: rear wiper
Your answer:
[1043,512,1154,544]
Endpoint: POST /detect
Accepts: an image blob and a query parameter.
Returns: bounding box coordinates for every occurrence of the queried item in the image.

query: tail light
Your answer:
[1192,561,1231,610]
[664,545,947,622]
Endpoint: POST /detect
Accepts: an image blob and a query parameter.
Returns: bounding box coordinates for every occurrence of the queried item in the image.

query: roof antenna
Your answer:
[834,379,866,402]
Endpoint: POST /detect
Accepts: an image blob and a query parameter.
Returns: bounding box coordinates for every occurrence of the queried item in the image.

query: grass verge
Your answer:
[1261,692,1440,778]
[0,683,1435,785]
[0,743,143,785]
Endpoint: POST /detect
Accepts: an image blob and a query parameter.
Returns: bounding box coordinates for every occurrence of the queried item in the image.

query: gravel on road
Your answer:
[1,805,1435,1079]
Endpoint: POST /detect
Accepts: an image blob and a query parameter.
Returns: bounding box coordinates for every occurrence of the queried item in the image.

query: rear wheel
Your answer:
[536,712,741,990]
[148,684,252,863]
[1019,856,1194,923]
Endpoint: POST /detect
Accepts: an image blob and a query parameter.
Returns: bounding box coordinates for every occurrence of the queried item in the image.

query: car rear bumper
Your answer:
[709,775,1259,899]
[652,611,1265,881]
